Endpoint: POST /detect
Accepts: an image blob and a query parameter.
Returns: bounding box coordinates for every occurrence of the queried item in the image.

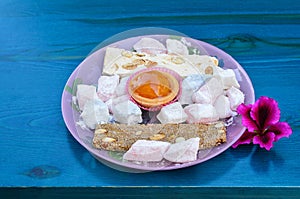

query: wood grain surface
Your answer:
[0,0,300,198]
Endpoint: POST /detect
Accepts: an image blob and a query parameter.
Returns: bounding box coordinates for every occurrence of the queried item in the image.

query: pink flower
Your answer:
[232,96,292,150]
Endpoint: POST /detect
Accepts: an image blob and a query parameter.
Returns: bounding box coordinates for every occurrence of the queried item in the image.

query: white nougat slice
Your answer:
[192,77,223,104]
[214,95,233,119]
[163,137,200,163]
[103,47,124,71]
[156,102,187,124]
[226,86,245,111]
[184,104,219,123]
[123,140,171,162]
[76,84,98,111]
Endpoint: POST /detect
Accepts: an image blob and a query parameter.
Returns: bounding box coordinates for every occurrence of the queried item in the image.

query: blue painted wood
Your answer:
[0,0,300,197]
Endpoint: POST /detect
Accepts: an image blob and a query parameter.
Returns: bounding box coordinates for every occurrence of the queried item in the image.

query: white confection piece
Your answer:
[166,39,189,55]
[123,140,171,162]
[115,76,129,97]
[112,100,142,124]
[76,84,98,111]
[163,137,200,163]
[80,99,110,129]
[184,54,219,74]
[192,77,223,104]
[103,47,124,72]
[179,75,206,105]
[213,95,233,119]
[97,75,120,102]
[156,102,188,124]
[184,104,219,123]
[112,95,129,105]
[226,86,245,111]
[215,68,240,89]
[133,37,166,54]
[106,95,129,113]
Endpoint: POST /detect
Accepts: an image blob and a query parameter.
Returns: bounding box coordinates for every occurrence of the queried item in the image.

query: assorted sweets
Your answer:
[74,36,245,164]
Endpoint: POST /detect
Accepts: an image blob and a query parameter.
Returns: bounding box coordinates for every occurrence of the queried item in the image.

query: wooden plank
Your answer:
[1,187,300,199]
[0,0,300,191]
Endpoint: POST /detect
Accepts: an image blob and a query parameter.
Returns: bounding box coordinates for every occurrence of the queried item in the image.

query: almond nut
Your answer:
[121,51,133,58]
[136,52,146,57]
[149,133,165,140]
[205,66,213,75]
[212,57,219,66]
[95,128,107,135]
[145,60,158,68]
[171,56,185,64]
[132,59,146,65]
[102,137,116,143]
[122,63,138,70]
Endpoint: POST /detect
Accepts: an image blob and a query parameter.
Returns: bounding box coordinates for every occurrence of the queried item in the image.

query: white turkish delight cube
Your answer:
[123,140,171,162]
[106,95,129,113]
[192,77,223,104]
[213,95,233,119]
[76,84,98,111]
[115,76,129,97]
[225,86,245,111]
[157,102,187,124]
[112,100,142,124]
[133,37,166,54]
[163,137,200,163]
[80,99,110,129]
[179,74,206,105]
[166,39,189,55]
[97,75,119,102]
[184,104,219,123]
[215,68,240,89]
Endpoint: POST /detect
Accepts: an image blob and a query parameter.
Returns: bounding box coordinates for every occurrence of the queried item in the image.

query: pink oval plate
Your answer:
[61,35,255,172]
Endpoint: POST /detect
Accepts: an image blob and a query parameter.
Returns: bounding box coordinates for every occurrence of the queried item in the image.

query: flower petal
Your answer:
[232,130,255,148]
[269,122,292,142]
[237,103,258,132]
[253,132,275,151]
[250,96,280,130]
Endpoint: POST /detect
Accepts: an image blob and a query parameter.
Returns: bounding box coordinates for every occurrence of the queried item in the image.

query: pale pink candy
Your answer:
[226,86,245,111]
[214,95,233,119]
[156,102,187,124]
[166,39,189,55]
[97,75,119,102]
[76,84,98,111]
[133,38,166,54]
[215,68,240,89]
[123,140,171,162]
[192,77,223,104]
[184,104,219,123]
[163,137,200,163]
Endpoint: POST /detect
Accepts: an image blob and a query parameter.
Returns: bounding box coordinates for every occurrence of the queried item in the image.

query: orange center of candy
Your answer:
[134,83,172,99]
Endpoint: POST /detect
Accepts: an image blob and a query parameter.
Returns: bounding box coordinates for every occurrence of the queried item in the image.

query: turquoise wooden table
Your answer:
[1,0,300,198]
